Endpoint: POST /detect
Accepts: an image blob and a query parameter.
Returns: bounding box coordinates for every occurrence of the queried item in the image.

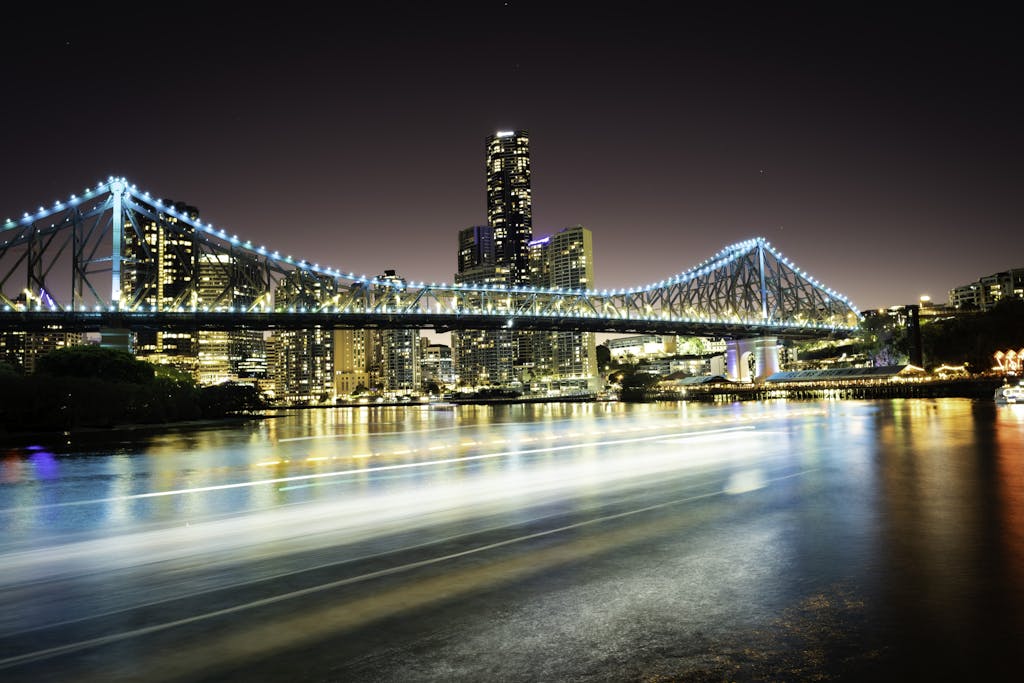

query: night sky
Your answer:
[2,3,1019,313]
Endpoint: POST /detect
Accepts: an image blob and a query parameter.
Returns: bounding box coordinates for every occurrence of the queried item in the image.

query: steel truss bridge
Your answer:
[0,177,861,341]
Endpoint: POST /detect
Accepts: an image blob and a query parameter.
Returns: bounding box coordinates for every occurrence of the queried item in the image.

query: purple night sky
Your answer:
[1,3,1019,313]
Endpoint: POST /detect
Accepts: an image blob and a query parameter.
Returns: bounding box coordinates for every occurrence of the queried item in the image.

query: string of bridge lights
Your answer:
[1,176,861,328]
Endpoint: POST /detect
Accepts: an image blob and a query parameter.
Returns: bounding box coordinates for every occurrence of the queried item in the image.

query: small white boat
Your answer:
[425,400,456,409]
[995,382,1024,404]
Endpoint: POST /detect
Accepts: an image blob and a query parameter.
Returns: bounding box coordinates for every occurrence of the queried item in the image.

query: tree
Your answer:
[151,363,197,387]
[35,346,154,384]
[853,314,909,366]
[199,383,266,417]
[617,368,661,402]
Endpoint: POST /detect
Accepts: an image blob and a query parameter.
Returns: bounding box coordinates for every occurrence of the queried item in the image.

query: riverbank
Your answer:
[653,376,1004,402]
[0,412,279,450]
[3,378,1004,449]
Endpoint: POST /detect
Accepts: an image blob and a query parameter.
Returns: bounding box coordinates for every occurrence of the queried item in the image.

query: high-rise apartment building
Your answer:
[486,130,532,285]
[453,224,516,386]
[274,270,336,404]
[194,253,266,386]
[261,335,280,400]
[452,327,517,387]
[453,131,534,388]
[376,270,421,393]
[0,326,84,374]
[420,342,455,387]
[333,328,377,398]
[527,226,598,392]
[122,199,198,369]
[949,268,1024,311]
[457,225,503,285]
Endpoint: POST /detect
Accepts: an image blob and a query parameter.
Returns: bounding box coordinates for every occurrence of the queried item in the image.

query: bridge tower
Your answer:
[725,336,780,383]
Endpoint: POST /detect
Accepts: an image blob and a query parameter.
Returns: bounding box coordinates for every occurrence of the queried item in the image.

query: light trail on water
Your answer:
[0,425,757,514]
[0,468,812,672]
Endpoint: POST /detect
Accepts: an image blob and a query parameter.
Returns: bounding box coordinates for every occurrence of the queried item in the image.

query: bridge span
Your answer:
[1,177,861,380]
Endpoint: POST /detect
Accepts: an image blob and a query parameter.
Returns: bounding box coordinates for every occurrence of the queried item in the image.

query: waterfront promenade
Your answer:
[654,375,1004,402]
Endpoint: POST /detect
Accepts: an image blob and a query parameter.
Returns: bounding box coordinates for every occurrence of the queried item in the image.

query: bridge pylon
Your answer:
[725,336,780,383]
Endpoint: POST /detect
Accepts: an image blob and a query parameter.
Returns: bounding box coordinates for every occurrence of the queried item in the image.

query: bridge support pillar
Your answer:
[725,336,779,383]
[100,328,133,354]
[110,179,124,309]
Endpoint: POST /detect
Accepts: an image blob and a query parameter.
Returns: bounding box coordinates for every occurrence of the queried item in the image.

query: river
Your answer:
[1,398,1022,681]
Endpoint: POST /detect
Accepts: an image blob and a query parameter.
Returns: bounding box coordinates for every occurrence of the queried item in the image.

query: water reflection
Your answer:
[0,402,789,536]
[996,404,1024,622]
[0,399,1022,680]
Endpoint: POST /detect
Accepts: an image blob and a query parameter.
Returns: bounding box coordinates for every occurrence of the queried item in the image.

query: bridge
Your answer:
[1,177,861,380]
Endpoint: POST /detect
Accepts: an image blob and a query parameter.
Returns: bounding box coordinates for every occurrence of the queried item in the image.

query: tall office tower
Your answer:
[194,253,266,386]
[122,199,198,368]
[486,130,532,285]
[376,270,421,393]
[453,225,515,387]
[274,271,337,404]
[528,226,598,393]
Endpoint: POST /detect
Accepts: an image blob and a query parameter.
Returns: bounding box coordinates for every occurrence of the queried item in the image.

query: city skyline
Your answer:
[1,4,1019,312]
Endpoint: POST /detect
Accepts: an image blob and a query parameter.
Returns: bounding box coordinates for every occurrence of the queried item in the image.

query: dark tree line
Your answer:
[920,299,1024,372]
[0,346,266,434]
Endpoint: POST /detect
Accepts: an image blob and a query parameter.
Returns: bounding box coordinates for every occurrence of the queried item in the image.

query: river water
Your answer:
[0,398,1022,681]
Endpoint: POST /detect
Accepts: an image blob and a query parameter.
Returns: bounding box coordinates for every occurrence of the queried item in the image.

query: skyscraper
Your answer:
[194,253,265,386]
[273,270,336,404]
[486,130,532,286]
[528,226,598,393]
[452,131,533,388]
[122,199,197,312]
[456,225,501,284]
[377,270,421,393]
[122,199,197,369]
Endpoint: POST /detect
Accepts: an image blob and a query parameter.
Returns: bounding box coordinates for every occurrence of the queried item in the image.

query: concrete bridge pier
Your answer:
[725,336,779,383]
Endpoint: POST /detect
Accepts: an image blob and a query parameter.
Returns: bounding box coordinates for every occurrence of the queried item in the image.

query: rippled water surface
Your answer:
[1,399,1022,681]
